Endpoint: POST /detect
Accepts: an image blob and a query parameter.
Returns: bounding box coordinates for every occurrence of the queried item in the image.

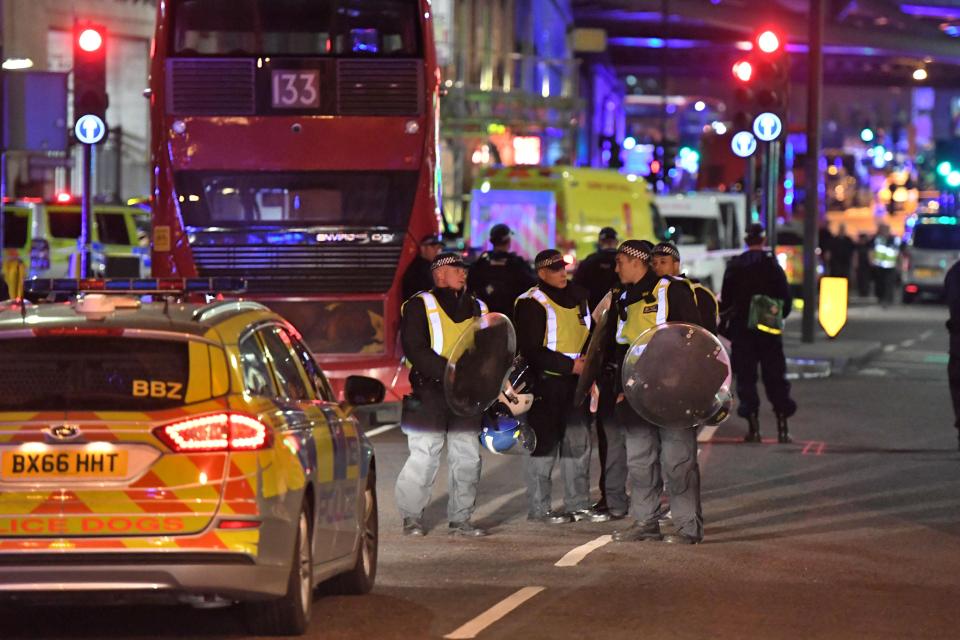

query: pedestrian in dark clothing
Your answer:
[573,226,620,310]
[719,224,797,444]
[944,261,960,451]
[871,224,899,307]
[855,232,872,297]
[401,234,445,301]
[467,223,536,318]
[829,224,856,279]
[0,274,8,301]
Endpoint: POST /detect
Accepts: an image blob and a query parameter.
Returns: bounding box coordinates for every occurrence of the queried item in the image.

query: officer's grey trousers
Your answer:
[395,383,482,524]
[613,401,703,539]
[524,411,591,516]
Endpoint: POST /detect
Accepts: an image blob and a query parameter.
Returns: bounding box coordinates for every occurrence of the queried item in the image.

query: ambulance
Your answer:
[469,167,666,263]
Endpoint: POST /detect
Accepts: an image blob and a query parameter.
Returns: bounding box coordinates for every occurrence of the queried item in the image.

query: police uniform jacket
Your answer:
[400,287,485,383]
[611,270,701,391]
[719,249,792,337]
[682,274,720,335]
[514,281,591,377]
[573,249,619,310]
[467,250,536,317]
[401,255,434,302]
[946,261,960,353]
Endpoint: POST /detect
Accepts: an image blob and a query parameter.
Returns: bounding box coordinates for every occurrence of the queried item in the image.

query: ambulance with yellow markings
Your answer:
[0,278,382,636]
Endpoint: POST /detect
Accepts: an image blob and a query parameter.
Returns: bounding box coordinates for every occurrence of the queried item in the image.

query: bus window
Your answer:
[48,212,82,239]
[172,0,422,57]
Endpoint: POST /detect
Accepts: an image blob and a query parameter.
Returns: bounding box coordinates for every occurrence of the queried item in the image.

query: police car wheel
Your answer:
[244,505,313,636]
[330,468,378,595]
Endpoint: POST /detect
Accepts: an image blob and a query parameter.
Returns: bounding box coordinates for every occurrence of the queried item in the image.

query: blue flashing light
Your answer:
[25,278,247,297]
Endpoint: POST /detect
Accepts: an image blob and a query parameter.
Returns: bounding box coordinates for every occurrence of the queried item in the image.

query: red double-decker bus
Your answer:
[149,1,441,401]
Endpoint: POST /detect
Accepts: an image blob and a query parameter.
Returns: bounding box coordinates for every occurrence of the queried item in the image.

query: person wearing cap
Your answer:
[652,242,720,335]
[573,227,620,311]
[514,249,609,524]
[395,252,490,538]
[467,223,536,318]
[606,239,705,545]
[402,233,445,301]
[720,224,796,444]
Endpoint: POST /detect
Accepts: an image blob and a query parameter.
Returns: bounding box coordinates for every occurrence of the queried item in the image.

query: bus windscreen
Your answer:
[175,170,418,228]
[172,0,422,57]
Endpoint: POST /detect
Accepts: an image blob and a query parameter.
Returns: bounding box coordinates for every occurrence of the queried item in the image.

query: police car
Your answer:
[0,278,382,636]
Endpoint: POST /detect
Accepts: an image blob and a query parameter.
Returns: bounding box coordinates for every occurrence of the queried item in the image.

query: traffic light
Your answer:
[730,28,789,140]
[73,21,108,123]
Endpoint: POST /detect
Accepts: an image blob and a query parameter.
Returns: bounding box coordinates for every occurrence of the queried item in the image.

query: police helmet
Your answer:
[497,357,533,416]
[479,413,536,455]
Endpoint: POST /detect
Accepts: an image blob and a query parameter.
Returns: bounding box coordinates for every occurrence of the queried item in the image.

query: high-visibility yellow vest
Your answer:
[2,256,25,300]
[516,286,591,358]
[616,278,671,345]
[405,291,488,360]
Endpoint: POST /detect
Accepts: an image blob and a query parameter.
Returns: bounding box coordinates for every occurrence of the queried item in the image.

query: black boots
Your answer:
[743,413,761,443]
[777,414,792,443]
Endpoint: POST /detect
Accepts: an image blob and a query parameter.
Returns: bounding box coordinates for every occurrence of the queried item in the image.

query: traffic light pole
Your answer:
[803,0,825,344]
[79,143,94,278]
[766,140,780,249]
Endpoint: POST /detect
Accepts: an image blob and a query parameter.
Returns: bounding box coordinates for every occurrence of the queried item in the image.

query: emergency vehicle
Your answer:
[0,278,381,636]
[470,167,666,263]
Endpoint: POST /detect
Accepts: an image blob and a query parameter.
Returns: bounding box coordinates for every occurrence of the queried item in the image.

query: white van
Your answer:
[654,193,747,290]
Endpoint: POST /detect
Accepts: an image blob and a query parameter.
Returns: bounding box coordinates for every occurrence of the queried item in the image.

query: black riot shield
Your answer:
[621,322,732,429]
[443,313,517,417]
[573,306,611,408]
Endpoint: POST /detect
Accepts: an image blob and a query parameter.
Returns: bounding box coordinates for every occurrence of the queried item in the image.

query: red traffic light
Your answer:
[732,60,753,82]
[756,30,781,54]
[78,28,104,53]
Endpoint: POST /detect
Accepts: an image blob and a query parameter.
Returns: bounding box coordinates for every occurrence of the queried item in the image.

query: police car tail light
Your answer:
[154,413,271,453]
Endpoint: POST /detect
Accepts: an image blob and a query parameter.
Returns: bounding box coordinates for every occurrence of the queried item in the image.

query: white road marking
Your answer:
[883,344,897,353]
[697,425,719,442]
[555,535,612,567]
[901,339,916,348]
[858,368,889,376]
[920,330,933,341]
[444,586,546,639]
[365,423,400,438]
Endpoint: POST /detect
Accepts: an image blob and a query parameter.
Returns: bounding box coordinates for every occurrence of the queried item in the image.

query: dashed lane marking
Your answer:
[901,339,916,348]
[920,330,934,341]
[555,535,612,567]
[365,423,400,438]
[883,344,897,353]
[444,586,546,639]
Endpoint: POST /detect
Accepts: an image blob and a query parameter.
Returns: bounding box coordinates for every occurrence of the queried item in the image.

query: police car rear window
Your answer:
[0,337,195,411]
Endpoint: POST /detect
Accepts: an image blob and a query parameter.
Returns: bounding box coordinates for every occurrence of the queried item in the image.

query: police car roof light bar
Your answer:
[25,277,247,297]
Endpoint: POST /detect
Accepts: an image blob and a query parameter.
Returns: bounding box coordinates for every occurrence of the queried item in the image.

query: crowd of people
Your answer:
[394,222,799,544]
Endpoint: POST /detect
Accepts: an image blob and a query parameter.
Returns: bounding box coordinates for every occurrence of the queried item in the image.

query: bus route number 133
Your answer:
[271,70,320,109]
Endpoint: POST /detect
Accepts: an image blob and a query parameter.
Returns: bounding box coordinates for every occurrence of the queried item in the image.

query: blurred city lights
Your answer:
[694,100,706,112]
[948,171,960,188]
[860,128,874,142]
[732,60,753,82]
[756,30,781,54]
[913,68,928,81]
[623,136,637,151]
[78,28,104,53]
[938,161,953,177]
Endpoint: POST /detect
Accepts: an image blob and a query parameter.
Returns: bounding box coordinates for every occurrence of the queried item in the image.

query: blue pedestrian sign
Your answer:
[731,131,757,158]
[74,114,106,145]
[752,112,783,142]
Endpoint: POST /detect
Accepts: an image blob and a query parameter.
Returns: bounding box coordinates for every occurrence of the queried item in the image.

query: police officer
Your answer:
[401,234,445,301]
[719,224,797,444]
[607,240,705,544]
[395,252,489,537]
[468,223,536,317]
[651,242,720,334]
[573,227,620,310]
[515,249,610,524]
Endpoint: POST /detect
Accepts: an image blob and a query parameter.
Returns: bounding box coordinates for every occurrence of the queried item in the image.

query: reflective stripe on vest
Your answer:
[519,287,591,358]
[418,292,483,358]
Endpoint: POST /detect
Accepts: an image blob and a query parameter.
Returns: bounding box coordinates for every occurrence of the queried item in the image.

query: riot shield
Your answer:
[621,322,732,429]
[573,306,611,408]
[444,312,517,417]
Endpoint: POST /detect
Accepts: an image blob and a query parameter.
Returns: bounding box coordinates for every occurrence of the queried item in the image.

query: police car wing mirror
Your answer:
[344,375,386,407]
